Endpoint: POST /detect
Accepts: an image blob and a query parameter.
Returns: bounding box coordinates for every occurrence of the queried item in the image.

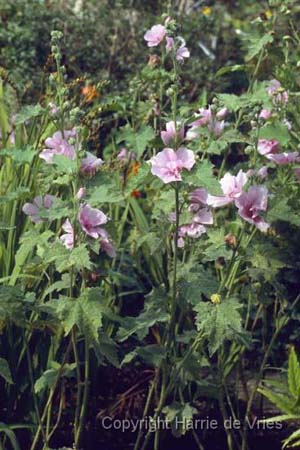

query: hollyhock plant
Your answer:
[257,139,279,156]
[207,170,248,207]
[235,186,270,232]
[22,195,56,223]
[80,152,103,175]
[144,24,166,47]
[149,147,195,183]
[39,130,76,163]
[60,219,74,249]
[161,121,185,146]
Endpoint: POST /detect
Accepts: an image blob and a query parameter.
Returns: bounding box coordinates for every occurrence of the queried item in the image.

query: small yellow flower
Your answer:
[211,293,221,305]
[202,6,212,16]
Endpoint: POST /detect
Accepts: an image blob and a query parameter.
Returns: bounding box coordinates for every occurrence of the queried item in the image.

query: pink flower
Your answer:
[161,121,185,146]
[79,204,116,257]
[187,106,225,138]
[79,204,108,239]
[176,39,190,61]
[257,166,268,179]
[22,195,55,223]
[149,147,195,183]
[144,24,166,47]
[188,188,208,212]
[207,170,247,207]
[80,152,103,175]
[178,208,213,247]
[166,36,174,50]
[259,109,272,120]
[117,148,136,162]
[216,107,228,120]
[257,139,280,156]
[235,186,269,232]
[60,219,74,249]
[39,130,76,163]
[267,79,289,104]
[266,151,299,165]
[97,228,116,257]
[76,187,86,199]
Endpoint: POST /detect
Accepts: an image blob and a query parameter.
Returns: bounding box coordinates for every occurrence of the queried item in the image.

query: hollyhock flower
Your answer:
[166,36,174,50]
[60,219,74,249]
[80,152,103,175]
[216,107,228,120]
[235,186,269,231]
[144,24,166,47]
[177,208,213,247]
[76,187,86,199]
[149,147,195,183]
[259,109,272,120]
[187,106,225,139]
[267,79,289,104]
[257,166,268,179]
[48,102,59,117]
[117,148,136,162]
[266,151,299,165]
[79,204,108,239]
[97,228,116,257]
[39,130,76,163]
[22,195,56,223]
[188,188,208,212]
[257,139,280,156]
[161,121,185,146]
[176,39,190,61]
[207,170,248,207]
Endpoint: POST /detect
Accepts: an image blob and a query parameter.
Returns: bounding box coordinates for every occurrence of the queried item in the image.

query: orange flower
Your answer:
[81,85,98,102]
[130,161,140,176]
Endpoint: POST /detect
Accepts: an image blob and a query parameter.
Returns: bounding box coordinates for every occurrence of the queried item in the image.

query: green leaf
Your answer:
[194,298,242,355]
[163,402,197,437]
[258,387,296,415]
[245,32,274,62]
[288,347,300,399]
[117,286,169,342]
[0,357,13,384]
[267,200,300,226]
[0,423,20,450]
[88,185,123,205]
[116,124,155,157]
[50,288,104,340]
[216,64,246,77]
[0,147,36,165]
[122,345,165,367]
[14,104,44,125]
[52,155,77,174]
[259,122,290,146]
[186,160,222,195]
